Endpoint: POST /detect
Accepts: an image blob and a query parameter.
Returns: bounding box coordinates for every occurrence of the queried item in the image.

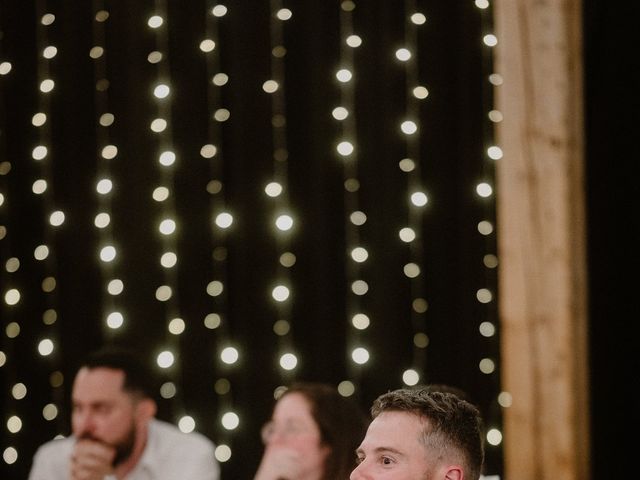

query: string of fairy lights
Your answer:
[90,4,125,338]
[265,1,298,386]
[333,0,369,398]
[396,1,430,389]
[473,0,506,453]
[199,2,237,464]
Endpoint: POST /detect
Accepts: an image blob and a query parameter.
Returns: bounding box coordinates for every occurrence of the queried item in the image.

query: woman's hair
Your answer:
[281,382,368,480]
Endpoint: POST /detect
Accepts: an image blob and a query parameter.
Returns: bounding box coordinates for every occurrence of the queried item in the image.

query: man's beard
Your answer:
[112,422,136,466]
[79,419,136,467]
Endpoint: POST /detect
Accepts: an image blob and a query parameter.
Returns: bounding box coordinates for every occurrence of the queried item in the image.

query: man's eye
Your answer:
[355,456,365,465]
[381,456,393,465]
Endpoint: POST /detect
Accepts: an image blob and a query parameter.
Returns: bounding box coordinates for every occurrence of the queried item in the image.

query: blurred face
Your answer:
[71,367,143,465]
[261,392,330,479]
[351,411,436,480]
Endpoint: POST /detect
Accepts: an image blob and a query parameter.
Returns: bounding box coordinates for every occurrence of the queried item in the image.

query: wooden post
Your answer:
[493,1,590,479]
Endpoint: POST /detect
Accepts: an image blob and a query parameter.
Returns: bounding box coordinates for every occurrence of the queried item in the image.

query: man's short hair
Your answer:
[371,387,485,480]
[81,345,157,399]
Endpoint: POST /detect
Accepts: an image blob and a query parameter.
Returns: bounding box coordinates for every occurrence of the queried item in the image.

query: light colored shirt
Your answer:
[28,419,220,480]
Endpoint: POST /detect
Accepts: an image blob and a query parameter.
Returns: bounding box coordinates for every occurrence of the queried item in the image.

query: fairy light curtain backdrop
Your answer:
[0,1,504,478]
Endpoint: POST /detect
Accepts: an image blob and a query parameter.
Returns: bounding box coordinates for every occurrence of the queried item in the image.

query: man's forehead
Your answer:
[73,367,126,397]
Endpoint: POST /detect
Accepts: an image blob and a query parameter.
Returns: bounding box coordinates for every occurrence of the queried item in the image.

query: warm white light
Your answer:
[332,106,349,120]
[350,211,367,225]
[275,214,293,231]
[96,178,113,194]
[411,13,427,25]
[276,8,292,21]
[479,321,496,337]
[395,48,411,61]
[153,187,170,202]
[476,288,493,303]
[34,245,49,260]
[351,280,368,295]
[489,73,504,86]
[160,382,176,399]
[154,84,170,98]
[32,113,47,126]
[160,252,177,268]
[159,219,176,235]
[107,279,124,295]
[479,358,496,374]
[338,380,355,396]
[148,15,163,28]
[346,35,362,48]
[272,285,290,302]
[32,146,48,160]
[150,118,167,132]
[263,80,279,93]
[280,353,298,370]
[157,350,175,368]
[483,34,498,47]
[410,191,428,207]
[159,151,176,166]
[478,220,493,235]
[401,120,417,135]
[265,182,283,197]
[215,445,232,462]
[488,110,503,123]
[498,391,513,408]
[351,347,370,365]
[0,62,12,75]
[101,145,118,159]
[350,247,368,263]
[40,79,55,93]
[5,289,21,306]
[43,46,57,59]
[487,428,503,446]
[402,369,420,386]
[215,212,233,229]
[399,227,416,243]
[49,211,65,227]
[178,416,196,433]
[487,146,503,160]
[3,447,18,465]
[38,339,54,356]
[200,39,216,52]
[476,183,493,197]
[220,347,239,365]
[7,416,22,433]
[221,412,240,430]
[94,213,110,228]
[212,74,228,86]
[42,403,58,421]
[413,86,429,99]
[168,318,185,335]
[206,280,223,297]
[32,179,47,194]
[99,245,117,262]
[403,263,420,278]
[11,383,27,400]
[106,312,124,329]
[155,285,173,301]
[212,5,228,17]
[336,141,354,156]
[336,69,352,83]
[351,313,370,330]
[475,0,490,9]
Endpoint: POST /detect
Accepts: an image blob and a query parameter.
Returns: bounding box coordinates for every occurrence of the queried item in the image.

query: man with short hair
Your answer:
[28,346,220,480]
[350,388,484,480]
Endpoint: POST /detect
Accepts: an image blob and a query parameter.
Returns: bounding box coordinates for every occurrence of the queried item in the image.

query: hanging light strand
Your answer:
[398,0,430,388]
[266,0,297,382]
[148,0,186,421]
[91,2,124,337]
[201,1,237,465]
[336,0,370,394]
[474,0,504,454]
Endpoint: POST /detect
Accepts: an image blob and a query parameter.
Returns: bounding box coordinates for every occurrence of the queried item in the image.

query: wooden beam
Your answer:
[493,1,590,479]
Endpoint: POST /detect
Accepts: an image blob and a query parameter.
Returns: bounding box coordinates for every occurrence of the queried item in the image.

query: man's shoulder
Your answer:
[150,419,215,449]
[33,435,74,456]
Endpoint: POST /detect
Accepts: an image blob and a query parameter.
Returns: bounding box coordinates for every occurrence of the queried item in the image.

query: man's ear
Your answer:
[444,465,463,480]
[136,398,157,421]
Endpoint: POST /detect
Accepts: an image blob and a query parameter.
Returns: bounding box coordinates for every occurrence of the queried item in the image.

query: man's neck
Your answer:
[113,422,151,479]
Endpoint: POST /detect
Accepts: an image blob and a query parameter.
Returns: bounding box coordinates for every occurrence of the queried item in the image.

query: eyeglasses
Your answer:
[260,420,314,443]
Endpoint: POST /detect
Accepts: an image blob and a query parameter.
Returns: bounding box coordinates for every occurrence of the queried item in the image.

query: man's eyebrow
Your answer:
[356,446,405,457]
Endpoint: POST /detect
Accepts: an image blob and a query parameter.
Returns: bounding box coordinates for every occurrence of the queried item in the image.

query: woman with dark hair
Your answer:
[254,382,369,480]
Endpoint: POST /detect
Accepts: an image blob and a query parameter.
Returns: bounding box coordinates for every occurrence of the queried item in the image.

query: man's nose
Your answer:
[74,412,96,437]
[349,462,366,480]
